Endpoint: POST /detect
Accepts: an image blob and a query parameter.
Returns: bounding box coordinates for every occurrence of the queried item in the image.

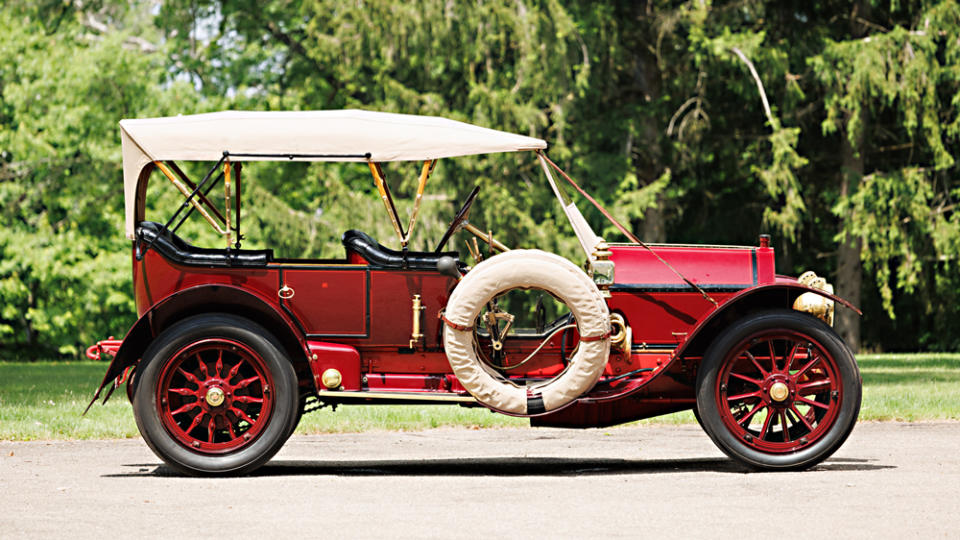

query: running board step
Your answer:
[317,390,476,403]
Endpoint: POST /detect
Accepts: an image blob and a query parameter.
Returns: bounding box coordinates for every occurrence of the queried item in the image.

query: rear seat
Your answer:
[137,221,272,267]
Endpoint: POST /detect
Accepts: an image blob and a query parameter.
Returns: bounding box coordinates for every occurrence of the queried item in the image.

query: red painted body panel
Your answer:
[283,268,368,336]
[365,373,448,392]
[307,341,362,391]
[608,292,729,345]
[363,350,451,373]
[756,247,776,284]
[608,244,775,287]
[605,243,777,350]
[366,270,455,348]
[134,249,280,317]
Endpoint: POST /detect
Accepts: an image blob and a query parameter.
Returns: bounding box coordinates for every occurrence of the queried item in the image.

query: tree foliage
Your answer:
[1,0,958,356]
[0,4,195,355]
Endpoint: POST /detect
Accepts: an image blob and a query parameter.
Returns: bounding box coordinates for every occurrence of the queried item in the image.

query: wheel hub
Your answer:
[205,386,226,407]
[768,381,789,402]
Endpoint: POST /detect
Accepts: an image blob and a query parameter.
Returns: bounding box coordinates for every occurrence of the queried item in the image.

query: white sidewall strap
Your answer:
[442,249,610,415]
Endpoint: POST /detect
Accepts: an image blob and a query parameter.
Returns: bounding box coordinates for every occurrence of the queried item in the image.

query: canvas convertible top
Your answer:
[119,109,547,238]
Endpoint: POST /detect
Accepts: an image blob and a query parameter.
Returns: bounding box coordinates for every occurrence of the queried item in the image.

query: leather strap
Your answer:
[438,312,472,331]
[579,330,611,342]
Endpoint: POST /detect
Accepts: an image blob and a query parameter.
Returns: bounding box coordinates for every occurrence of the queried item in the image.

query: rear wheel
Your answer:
[696,310,861,471]
[133,314,298,476]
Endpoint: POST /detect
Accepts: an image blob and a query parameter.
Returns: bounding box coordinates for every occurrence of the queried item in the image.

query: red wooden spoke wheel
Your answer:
[157,339,274,454]
[696,310,861,470]
[133,314,298,476]
[715,331,841,454]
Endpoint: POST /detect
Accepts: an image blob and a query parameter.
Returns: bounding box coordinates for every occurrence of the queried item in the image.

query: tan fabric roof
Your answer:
[120,110,547,238]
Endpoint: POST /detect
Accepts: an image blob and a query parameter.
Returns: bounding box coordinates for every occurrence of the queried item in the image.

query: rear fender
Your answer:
[85,284,313,412]
[84,318,152,413]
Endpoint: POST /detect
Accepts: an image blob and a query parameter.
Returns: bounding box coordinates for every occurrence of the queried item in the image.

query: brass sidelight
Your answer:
[591,240,614,298]
[609,313,632,353]
[793,271,835,325]
[409,295,426,348]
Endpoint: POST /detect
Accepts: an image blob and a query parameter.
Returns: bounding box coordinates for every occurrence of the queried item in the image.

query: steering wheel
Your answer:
[435,185,481,252]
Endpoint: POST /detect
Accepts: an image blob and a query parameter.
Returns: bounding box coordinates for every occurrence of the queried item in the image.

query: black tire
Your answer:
[696,309,861,471]
[288,395,307,438]
[132,313,298,476]
[125,370,137,403]
[691,402,705,429]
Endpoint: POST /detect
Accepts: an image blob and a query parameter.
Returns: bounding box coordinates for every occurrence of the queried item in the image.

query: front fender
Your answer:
[674,282,860,362]
[555,282,861,414]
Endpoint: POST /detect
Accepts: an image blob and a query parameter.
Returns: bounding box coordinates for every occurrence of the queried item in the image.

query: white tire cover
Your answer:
[443,249,610,415]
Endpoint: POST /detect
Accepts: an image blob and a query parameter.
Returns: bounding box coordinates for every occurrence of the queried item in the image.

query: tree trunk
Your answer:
[835,125,863,353]
[634,17,666,244]
[641,195,666,243]
[25,282,37,347]
[834,6,872,353]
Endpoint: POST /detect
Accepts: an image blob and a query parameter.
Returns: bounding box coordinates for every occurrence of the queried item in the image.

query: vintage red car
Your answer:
[87,110,861,475]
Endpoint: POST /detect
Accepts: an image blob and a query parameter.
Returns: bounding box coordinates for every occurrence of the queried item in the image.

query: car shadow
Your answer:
[106,456,894,478]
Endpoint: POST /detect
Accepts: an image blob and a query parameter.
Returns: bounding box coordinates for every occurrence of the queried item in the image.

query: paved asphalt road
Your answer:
[1,421,958,539]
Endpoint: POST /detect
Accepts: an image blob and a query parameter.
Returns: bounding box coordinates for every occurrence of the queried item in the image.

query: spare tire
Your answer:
[442,249,610,415]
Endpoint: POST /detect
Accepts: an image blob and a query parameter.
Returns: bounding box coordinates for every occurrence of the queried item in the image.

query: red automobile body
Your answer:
[90,224,851,428]
[88,111,863,475]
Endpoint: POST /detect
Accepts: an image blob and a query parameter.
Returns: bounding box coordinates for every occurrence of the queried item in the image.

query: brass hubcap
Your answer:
[205,386,225,407]
[769,382,790,402]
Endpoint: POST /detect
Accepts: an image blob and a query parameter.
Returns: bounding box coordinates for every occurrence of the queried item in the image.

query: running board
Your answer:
[317,390,477,403]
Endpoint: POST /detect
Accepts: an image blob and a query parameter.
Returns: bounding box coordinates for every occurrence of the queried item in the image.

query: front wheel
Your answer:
[696,310,861,471]
[133,314,298,476]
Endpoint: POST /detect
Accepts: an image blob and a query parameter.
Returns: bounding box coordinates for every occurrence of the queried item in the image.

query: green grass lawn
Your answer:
[1,353,958,440]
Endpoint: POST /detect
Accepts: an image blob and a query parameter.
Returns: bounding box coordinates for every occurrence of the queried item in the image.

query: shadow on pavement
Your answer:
[106,456,894,478]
